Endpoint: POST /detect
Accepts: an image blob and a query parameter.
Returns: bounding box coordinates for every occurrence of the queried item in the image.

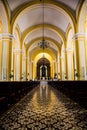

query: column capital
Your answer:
[13,49,24,54]
[72,33,87,40]
[63,48,73,53]
[0,33,15,41]
[23,56,28,60]
[53,60,56,63]
[31,60,34,63]
[29,60,34,63]
[59,56,63,59]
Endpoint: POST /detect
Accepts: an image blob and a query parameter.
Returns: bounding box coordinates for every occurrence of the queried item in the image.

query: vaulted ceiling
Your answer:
[5,0,84,52]
[7,0,80,11]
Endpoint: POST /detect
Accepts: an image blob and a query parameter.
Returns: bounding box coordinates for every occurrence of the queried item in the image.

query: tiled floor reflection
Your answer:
[0,81,87,130]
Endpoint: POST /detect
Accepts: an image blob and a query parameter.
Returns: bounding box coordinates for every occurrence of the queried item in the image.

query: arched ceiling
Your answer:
[55,0,80,10]
[7,0,81,12]
[5,0,84,53]
[15,5,69,33]
[24,27,62,45]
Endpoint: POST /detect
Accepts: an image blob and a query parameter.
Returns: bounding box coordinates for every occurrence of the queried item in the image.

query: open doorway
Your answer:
[37,58,50,80]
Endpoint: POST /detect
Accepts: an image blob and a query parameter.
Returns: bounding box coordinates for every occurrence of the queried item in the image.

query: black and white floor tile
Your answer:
[0,81,87,130]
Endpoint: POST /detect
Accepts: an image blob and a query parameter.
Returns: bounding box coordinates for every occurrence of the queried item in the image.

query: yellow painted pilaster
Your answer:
[26,51,29,80]
[35,64,37,78]
[84,18,87,79]
[1,34,14,81]
[20,52,22,81]
[29,61,32,80]
[75,39,81,80]
[23,56,27,81]
[0,21,2,81]
[65,51,68,80]
[50,62,52,79]
[32,60,34,80]
[59,56,62,80]
[56,61,58,79]
[13,52,16,81]
[33,61,36,80]
[57,60,60,80]
[0,40,2,80]
[17,51,23,81]
[13,49,22,81]
[53,60,56,77]
[26,57,27,81]
[72,51,74,80]
[85,38,87,79]
[7,40,12,81]
[64,49,74,80]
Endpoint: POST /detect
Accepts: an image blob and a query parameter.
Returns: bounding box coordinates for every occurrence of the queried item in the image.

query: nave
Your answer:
[0,82,87,130]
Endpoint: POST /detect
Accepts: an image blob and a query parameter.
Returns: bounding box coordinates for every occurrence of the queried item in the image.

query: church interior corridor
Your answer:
[0,0,87,130]
[0,0,87,81]
[0,82,87,130]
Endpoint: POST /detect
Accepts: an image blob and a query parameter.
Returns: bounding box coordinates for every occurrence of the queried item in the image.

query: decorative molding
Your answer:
[63,48,73,53]
[23,56,28,60]
[31,60,34,63]
[59,56,63,59]
[13,49,24,53]
[53,60,56,63]
[72,33,87,40]
[0,33,15,40]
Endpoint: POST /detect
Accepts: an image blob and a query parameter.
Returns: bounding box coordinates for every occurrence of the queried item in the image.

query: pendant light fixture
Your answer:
[38,0,49,51]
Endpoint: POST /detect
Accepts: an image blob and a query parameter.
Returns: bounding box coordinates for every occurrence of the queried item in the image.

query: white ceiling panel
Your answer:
[17,6,43,32]
[17,5,69,33]
[54,0,80,10]
[7,0,33,11]
[25,28,62,45]
[7,0,80,11]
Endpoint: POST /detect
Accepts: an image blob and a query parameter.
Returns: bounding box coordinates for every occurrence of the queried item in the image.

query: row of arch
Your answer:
[0,0,87,81]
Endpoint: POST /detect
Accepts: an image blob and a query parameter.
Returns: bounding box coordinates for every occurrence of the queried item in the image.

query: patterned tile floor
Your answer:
[0,81,87,130]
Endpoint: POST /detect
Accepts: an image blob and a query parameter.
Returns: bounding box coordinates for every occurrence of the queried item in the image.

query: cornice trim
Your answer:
[72,33,87,40]
[0,33,15,40]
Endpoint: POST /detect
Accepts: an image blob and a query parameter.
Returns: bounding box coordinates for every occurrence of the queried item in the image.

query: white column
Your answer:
[13,49,24,81]
[72,33,86,80]
[0,33,15,81]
